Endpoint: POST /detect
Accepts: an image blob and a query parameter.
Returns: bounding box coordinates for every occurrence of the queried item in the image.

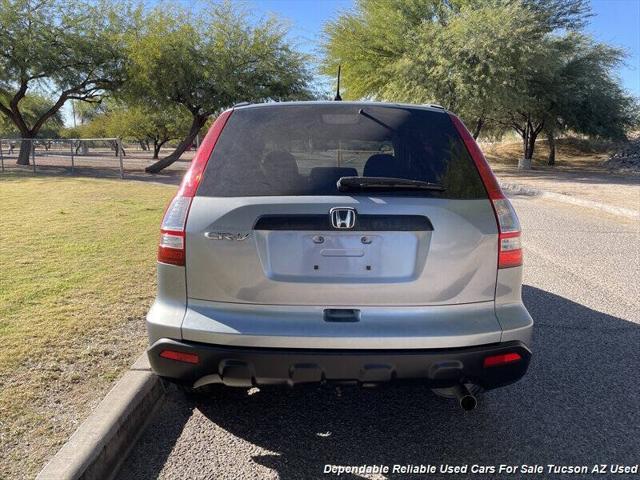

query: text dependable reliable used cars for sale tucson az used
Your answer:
[145,101,533,410]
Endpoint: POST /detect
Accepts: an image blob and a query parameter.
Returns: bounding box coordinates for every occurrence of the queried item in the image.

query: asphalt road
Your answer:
[118,194,640,480]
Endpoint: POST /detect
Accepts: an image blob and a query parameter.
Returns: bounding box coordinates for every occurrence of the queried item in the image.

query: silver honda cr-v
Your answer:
[146,101,532,410]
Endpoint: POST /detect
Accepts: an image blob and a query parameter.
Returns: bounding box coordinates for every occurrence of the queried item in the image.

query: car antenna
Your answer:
[334,65,342,101]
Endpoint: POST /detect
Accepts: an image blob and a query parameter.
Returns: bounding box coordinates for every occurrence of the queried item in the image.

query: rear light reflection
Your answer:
[161,196,191,231]
[159,349,200,364]
[492,198,520,233]
[160,232,184,249]
[483,352,522,368]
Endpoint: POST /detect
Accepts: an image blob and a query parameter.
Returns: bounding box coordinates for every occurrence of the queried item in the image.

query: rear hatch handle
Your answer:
[324,309,361,322]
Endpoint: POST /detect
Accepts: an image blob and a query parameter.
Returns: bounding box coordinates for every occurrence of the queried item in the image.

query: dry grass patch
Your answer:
[0,174,175,479]
[483,137,614,171]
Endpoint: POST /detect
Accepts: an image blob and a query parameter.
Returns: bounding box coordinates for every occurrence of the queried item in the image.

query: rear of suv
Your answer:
[146,102,533,409]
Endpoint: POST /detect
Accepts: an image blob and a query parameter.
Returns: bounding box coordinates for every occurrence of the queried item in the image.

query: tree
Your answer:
[502,33,638,167]
[322,0,549,138]
[98,103,193,159]
[521,0,591,30]
[125,2,312,173]
[322,0,637,168]
[543,35,638,165]
[0,93,63,137]
[322,0,447,101]
[0,0,130,165]
[384,1,544,139]
[61,99,193,158]
[117,105,192,159]
[72,100,107,126]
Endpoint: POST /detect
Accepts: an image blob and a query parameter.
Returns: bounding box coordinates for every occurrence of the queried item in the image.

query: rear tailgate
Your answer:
[185,195,498,306]
[184,103,499,309]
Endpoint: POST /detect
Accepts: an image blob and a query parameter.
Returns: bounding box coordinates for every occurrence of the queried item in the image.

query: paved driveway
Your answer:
[118,194,640,480]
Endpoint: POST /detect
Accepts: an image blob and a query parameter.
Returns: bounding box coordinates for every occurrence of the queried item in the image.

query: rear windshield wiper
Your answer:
[337,176,445,192]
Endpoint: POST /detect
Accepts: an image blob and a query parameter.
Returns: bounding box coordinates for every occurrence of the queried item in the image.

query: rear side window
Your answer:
[197,104,487,199]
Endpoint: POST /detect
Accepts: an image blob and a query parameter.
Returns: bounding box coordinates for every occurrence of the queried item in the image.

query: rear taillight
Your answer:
[449,114,523,269]
[157,109,233,266]
[158,196,190,266]
[493,199,522,268]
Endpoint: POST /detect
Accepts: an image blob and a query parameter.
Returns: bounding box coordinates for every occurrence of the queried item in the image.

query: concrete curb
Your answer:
[37,354,164,480]
[500,181,640,221]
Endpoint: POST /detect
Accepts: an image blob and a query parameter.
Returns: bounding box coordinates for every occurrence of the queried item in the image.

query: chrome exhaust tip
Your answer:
[453,384,477,411]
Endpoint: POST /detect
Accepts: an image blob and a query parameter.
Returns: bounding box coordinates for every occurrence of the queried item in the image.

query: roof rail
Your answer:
[426,103,445,110]
[232,102,251,108]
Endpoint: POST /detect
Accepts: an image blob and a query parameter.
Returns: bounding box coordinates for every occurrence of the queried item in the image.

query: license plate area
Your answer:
[256,230,421,282]
[304,234,382,276]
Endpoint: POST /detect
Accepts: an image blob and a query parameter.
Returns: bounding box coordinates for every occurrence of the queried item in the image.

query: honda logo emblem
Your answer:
[330,207,356,229]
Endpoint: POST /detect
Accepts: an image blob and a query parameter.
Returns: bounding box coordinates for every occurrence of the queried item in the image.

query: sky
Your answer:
[587,0,640,96]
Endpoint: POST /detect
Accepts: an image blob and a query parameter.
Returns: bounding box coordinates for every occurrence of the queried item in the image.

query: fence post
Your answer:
[70,140,75,174]
[117,138,124,179]
[0,139,4,173]
[31,139,36,173]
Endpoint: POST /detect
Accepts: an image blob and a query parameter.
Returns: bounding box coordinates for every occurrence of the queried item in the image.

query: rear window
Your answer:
[197,104,487,199]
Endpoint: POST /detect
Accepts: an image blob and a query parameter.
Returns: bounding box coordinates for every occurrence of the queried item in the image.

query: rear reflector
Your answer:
[483,352,522,368]
[157,109,233,266]
[159,349,200,364]
[449,114,523,269]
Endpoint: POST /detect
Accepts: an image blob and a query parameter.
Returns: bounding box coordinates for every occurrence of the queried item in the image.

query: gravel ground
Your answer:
[117,194,640,480]
[494,168,640,214]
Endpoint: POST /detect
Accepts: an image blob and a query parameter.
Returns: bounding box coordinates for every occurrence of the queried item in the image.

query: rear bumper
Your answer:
[148,338,531,390]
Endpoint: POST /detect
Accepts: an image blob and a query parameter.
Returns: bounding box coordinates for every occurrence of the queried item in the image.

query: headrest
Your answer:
[310,166,358,184]
[363,154,397,177]
[262,150,299,176]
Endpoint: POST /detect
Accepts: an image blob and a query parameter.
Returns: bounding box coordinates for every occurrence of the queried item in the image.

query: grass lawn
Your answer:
[0,174,175,479]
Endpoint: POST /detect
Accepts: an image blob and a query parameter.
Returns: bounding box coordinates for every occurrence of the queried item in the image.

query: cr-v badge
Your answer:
[205,232,251,241]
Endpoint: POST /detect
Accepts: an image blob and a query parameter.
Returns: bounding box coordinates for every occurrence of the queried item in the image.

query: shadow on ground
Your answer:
[118,286,640,480]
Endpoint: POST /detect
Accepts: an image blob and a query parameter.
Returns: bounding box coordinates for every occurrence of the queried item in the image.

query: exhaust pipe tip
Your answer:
[459,393,477,411]
[453,384,477,411]
[431,383,480,411]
